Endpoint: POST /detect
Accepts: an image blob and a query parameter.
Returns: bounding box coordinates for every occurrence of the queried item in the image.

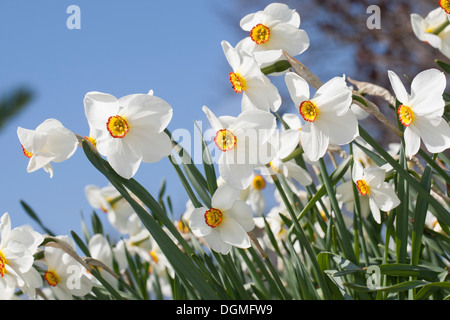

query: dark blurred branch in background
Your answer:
[0,87,33,132]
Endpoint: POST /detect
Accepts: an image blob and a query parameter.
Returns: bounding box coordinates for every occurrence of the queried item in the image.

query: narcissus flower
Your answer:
[285,72,358,162]
[42,236,93,300]
[84,91,173,179]
[258,127,313,187]
[203,105,277,189]
[17,119,78,178]
[388,69,450,158]
[411,7,450,58]
[85,184,142,235]
[237,2,310,66]
[222,40,281,112]
[352,162,400,224]
[0,212,43,299]
[189,184,255,255]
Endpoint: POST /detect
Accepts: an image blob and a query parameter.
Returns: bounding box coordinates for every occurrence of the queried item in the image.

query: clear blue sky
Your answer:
[0,1,356,239]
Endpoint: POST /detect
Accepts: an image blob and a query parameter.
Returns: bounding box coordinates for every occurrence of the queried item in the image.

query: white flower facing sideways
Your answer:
[84,91,173,179]
[285,72,358,162]
[17,118,78,178]
[0,212,43,299]
[237,2,310,66]
[352,162,400,224]
[41,236,93,300]
[189,183,256,255]
[388,68,450,158]
[411,7,450,59]
[222,40,281,112]
[85,184,142,235]
[203,105,277,190]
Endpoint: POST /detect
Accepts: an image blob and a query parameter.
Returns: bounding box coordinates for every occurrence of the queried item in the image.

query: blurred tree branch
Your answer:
[0,87,33,131]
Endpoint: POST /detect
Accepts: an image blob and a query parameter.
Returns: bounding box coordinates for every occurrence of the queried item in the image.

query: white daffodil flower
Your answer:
[237,2,310,66]
[258,127,313,187]
[84,91,173,179]
[87,234,118,289]
[189,183,255,255]
[0,212,43,299]
[411,7,450,58]
[17,118,78,178]
[222,40,281,112]
[285,72,358,162]
[352,162,400,224]
[388,69,450,158]
[85,184,142,235]
[203,105,277,190]
[42,236,93,300]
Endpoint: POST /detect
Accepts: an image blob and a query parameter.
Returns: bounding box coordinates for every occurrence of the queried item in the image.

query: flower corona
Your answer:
[250,23,270,44]
[204,208,224,228]
[106,115,129,138]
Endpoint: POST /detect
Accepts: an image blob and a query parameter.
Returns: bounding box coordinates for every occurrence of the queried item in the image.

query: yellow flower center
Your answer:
[398,105,414,127]
[252,175,266,190]
[107,115,129,138]
[299,100,319,122]
[214,129,237,152]
[204,208,223,228]
[229,72,246,93]
[356,180,370,196]
[84,136,97,148]
[250,24,271,45]
[177,220,189,234]
[440,0,450,13]
[149,250,159,264]
[0,251,7,277]
[44,270,59,287]
[21,145,33,158]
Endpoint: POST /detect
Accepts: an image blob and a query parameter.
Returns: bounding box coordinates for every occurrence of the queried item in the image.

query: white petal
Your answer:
[370,184,401,212]
[219,153,255,190]
[226,200,255,232]
[285,72,310,107]
[313,76,352,116]
[84,91,119,130]
[403,126,421,158]
[368,198,382,224]
[202,106,230,131]
[282,113,302,130]
[364,167,386,188]
[278,129,301,159]
[300,122,329,162]
[268,24,310,56]
[352,161,364,182]
[100,139,142,179]
[409,69,446,115]
[218,217,251,248]
[414,117,450,154]
[284,161,312,186]
[319,110,359,146]
[123,94,173,133]
[211,183,241,211]
[387,70,410,105]
[221,40,241,71]
[204,231,231,255]
[264,3,300,26]
[128,130,173,163]
[188,207,211,237]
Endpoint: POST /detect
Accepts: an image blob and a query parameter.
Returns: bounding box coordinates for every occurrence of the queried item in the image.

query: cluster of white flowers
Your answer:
[8,2,450,300]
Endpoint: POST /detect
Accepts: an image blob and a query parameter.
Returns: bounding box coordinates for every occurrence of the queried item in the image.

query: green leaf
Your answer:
[410,160,433,266]
[436,59,450,74]
[20,200,55,236]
